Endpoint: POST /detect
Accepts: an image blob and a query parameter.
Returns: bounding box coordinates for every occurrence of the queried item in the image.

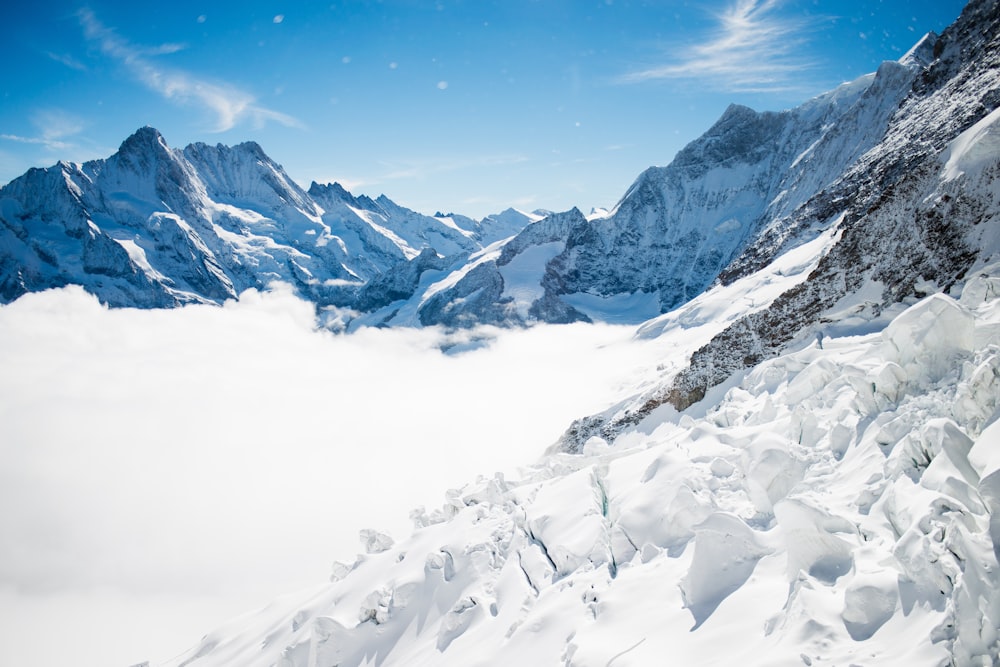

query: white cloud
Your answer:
[379,153,530,182]
[619,0,818,93]
[0,285,658,667]
[45,51,87,71]
[0,134,71,151]
[32,109,85,142]
[77,9,301,132]
[0,109,86,152]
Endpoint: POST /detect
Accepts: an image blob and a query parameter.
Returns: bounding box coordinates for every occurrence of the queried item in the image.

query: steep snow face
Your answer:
[163,277,1000,667]
[478,208,544,245]
[85,126,209,224]
[0,153,182,307]
[184,141,320,220]
[369,194,479,257]
[307,182,484,280]
[405,208,592,328]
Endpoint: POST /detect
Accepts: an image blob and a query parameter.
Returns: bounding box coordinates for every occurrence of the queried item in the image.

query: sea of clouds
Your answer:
[0,284,658,667]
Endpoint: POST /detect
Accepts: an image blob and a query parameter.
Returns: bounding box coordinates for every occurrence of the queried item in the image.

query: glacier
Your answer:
[163,265,1000,667]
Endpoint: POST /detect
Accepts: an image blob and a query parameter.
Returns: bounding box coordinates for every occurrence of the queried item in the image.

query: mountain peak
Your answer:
[118,126,168,155]
[233,140,268,161]
[309,181,352,198]
[718,102,758,123]
[899,31,939,68]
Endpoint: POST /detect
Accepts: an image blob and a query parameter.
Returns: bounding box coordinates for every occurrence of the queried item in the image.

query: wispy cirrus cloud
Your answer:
[379,154,530,182]
[619,0,819,93]
[0,134,72,151]
[77,8,301,132]
[0,109,86,152]
[45,51,88,71]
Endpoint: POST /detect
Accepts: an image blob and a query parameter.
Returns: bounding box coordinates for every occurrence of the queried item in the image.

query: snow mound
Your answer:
[881,293,976,383]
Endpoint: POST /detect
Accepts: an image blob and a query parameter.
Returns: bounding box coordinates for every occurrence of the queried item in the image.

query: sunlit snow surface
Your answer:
[150,265,1000,667]
[0,286,662,667]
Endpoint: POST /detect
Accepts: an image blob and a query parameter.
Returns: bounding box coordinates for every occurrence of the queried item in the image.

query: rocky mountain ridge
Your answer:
[0,129,533,316]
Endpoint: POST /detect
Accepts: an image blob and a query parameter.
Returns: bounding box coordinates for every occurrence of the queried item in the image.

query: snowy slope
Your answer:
[156,5,1000,663]
[165,257,1000,667]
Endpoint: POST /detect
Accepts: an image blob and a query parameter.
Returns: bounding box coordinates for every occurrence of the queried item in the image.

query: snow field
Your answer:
[168,272,1000,667]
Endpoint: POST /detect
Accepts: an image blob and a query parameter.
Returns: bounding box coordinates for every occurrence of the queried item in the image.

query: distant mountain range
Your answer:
[0,126,534,312]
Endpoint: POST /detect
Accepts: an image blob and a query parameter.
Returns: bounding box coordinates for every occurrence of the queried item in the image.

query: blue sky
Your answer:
[1,0,967,218]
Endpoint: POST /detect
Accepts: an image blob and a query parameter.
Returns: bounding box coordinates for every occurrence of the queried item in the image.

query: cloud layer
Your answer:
[0,109,87,153]
[0,285,657,667]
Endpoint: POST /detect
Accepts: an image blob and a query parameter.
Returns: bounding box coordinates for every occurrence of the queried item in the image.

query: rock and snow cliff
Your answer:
[561,0,1000,447]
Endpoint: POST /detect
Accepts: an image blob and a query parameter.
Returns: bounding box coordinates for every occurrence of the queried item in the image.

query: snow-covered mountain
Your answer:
[403,33,939,329]
[0,6,973,336]
[561,0,1000,446]
[0,129,533,315]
